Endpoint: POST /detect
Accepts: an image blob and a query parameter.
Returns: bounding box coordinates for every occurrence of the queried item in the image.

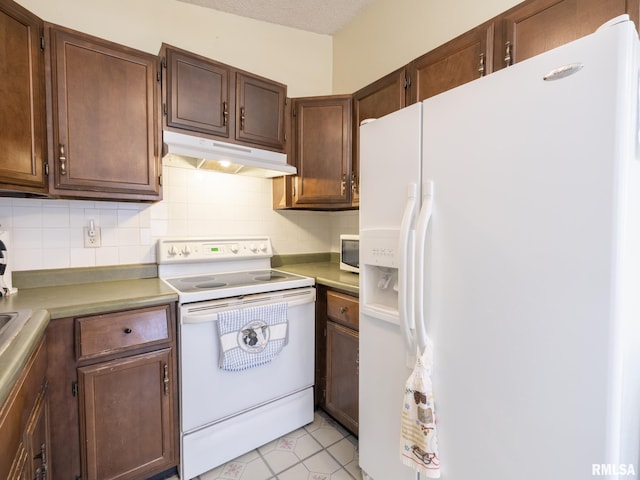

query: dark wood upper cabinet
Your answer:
[273,95,352,210]
[353,66,408,128]
[408,22,494,103]
[291,95,352,208]
[165,46,232,138]
[236,72,287,150]
[47,25,161,201]
[495,0,640,70]
[162,44,287,153]
[352,67,408,207]
[0,0,47,194]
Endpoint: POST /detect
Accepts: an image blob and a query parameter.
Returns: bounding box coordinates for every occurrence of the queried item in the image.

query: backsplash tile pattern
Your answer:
[0,165,359,272]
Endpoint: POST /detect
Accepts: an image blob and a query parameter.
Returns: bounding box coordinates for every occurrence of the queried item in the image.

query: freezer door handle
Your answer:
[399,182,418,351]
[415,180,434,349]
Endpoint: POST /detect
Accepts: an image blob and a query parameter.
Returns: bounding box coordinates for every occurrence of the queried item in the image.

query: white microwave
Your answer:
[340,234,359,273]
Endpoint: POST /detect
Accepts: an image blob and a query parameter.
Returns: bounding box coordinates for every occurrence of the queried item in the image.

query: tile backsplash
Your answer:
[0,165,359,272]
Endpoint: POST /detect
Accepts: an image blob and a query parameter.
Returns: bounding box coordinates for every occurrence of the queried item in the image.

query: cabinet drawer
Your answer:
[327,291,359,329]
[75,305,171,361]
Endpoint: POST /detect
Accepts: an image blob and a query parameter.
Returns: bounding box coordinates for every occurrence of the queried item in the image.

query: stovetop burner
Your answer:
[194,281,227,289]
[254,273,287,282]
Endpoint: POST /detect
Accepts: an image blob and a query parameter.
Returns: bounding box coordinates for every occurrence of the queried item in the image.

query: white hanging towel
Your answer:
[400,339,441,478]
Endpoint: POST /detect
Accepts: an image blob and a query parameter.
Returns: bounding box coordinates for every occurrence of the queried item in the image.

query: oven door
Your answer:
[179,287,316,433]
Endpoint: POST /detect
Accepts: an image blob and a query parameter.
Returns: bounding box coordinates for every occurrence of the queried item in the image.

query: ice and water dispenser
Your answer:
[360,229,404,322]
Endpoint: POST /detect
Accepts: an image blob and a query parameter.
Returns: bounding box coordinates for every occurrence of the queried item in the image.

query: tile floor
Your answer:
[168,410,362,480]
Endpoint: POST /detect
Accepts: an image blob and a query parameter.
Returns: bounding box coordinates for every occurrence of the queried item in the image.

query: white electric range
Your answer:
[157,236,316,480]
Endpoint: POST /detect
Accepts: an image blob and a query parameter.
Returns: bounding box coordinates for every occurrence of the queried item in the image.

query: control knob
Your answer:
[167,245,178,256]
[181,245,192,256]
[230,244,239,254]
[249,244,258,253]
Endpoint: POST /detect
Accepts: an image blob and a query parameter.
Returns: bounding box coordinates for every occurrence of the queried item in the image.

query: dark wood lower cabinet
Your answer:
[78,349,175,480]
[0,336,50,480]
[47,303,178,480]
[317,286,359,436]
[325,321,359,435]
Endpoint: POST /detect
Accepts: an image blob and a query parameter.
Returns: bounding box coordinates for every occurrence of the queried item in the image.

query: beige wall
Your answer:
[15,0,333,97]
[332,0,522,94]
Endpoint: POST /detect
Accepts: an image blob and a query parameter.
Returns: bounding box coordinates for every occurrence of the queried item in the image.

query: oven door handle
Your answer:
[181,289,315,324]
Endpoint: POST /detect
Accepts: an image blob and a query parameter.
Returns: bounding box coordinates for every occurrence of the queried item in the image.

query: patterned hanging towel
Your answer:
[217,302,289,371]
[400,339,441,478]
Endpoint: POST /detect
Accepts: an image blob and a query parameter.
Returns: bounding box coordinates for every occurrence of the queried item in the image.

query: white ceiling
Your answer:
[175,0,375,35]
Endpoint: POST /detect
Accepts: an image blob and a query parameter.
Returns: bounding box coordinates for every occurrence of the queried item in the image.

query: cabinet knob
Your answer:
[123,327,132,334]
[339,306,347,314]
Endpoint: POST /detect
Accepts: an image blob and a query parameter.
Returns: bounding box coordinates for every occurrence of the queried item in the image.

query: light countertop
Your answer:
[276,261,359,296]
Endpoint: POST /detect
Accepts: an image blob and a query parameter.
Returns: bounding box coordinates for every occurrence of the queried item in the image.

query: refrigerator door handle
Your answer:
[415,180,434,349]
[399,182,418,351]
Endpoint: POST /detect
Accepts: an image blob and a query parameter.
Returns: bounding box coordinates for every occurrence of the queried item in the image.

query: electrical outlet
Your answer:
[83,226,101,248]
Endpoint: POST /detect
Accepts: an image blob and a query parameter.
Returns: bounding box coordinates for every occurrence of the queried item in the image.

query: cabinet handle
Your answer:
[341,174,347,195]
[339,306,347,314]
[223,101,228,126]
[504,41,512,67]
[479,52,486,77]
[240,107,245,131]
[33,443,46,462]
[351,172,357,195]
[123,327,132,334]
[163,363,169,395]
[59,144,67,175]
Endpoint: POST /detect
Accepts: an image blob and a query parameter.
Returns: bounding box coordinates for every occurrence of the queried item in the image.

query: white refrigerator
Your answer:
[359,15,640,480]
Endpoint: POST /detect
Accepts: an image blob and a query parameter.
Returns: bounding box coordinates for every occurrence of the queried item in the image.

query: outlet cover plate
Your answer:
[83,226,101,248]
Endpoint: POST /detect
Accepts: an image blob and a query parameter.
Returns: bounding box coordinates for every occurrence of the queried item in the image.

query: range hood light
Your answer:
[162,130,296,178]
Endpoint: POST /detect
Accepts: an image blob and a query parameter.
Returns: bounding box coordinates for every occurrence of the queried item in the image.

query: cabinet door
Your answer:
[165,47,232,138]
[292,95,352,208]
[495,0,638,70]
[352,67,407,207]
[78,349,176,480]
[325,321,359,435]
[236,72,286,150]
[409,22,494,102]
[49,26,161,201]
[25,388,50,480]
[0,0,47,193]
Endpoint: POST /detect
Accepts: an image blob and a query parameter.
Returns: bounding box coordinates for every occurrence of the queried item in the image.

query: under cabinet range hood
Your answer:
[162,130,296,178]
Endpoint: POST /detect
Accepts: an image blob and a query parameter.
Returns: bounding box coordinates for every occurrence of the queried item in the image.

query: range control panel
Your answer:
[157,236,272,264]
